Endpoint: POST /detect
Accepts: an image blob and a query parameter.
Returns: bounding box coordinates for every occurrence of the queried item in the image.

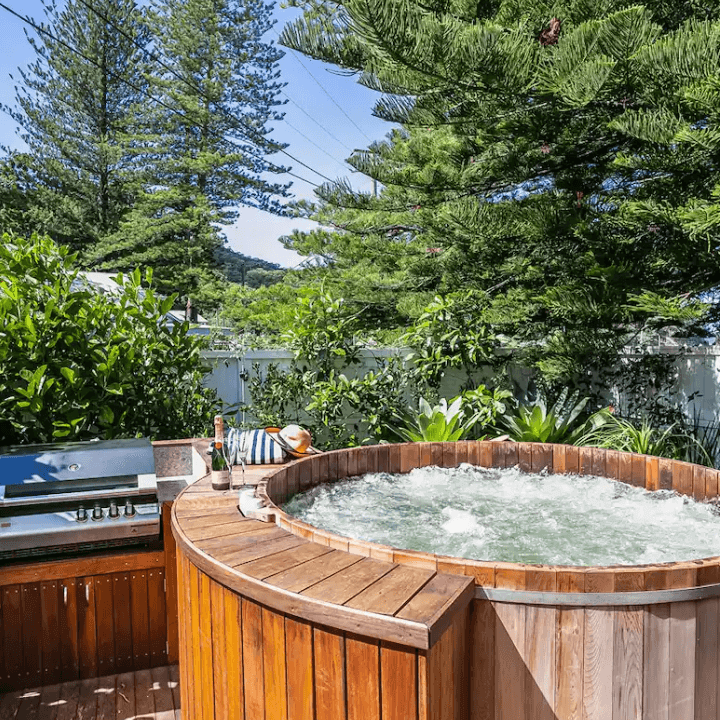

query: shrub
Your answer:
[576,415,713,465]
[498,389,612,444]
[0,234,219,443]
[245,286,409,449]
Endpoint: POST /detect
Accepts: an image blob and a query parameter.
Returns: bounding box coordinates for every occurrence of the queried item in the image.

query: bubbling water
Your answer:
[282,464,720,566]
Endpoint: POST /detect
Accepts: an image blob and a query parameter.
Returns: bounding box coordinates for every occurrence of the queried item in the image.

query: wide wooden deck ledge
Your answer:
[171,463,474,650]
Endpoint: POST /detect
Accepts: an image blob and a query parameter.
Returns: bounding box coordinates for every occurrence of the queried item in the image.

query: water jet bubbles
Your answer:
[440,507,483,535]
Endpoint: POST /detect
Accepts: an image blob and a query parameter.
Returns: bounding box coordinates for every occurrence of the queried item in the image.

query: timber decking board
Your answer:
[344,565,435,616]
[196,526,287,554]
[395,573,474,626]
[184,519,260,542]
[239,542,333,580]
[178,512,253,531]
[0,665,181,720]
[266,548,363,593]
[209,531,297,563]
[227,536,307,568]
[299,557,396,605]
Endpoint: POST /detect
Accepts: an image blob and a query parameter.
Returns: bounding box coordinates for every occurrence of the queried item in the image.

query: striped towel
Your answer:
[238,429,287,465]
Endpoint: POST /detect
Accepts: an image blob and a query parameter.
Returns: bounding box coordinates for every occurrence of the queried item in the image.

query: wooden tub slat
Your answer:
[344,565,435,616]
[555,607,584,720]
[300,557,395,606]
[380,642,417,720]
[314,628,346,720]
[241,598,264,720]
[346,636,380,720]
[267,549,362,593]
[694,596,718,720]
[643,603,670,720]
[286,618,313,720]
[495,601,527,720]
[262,607,288,720]
[582,608,613,720]
[239,542,333,581]
[525,605,555,720]
[612,607,643,720]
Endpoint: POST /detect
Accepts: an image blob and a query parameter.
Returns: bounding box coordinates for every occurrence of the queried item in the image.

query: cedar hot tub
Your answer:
[172,442,720,720]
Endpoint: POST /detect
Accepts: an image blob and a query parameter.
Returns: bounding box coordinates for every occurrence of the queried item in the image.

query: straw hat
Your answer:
[266,425,320,457]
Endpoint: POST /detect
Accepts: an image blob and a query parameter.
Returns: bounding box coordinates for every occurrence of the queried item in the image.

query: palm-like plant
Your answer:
[498,390,612,444]
[395,396,479,442]
[577,415,713,465]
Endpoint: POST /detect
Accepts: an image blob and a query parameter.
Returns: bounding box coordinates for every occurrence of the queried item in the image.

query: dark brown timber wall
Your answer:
[175,442,720,720]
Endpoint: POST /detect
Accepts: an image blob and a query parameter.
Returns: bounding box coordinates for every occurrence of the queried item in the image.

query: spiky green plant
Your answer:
[577,415,713,465]
[395,396,479,442]
[498,390,612,444]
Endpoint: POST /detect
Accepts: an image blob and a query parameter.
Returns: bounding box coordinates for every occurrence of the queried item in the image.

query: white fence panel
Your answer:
[201,346,720,426]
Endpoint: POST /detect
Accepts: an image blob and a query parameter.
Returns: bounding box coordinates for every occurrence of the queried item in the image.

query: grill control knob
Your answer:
[124,500,136,517]
[76,506,88,522]
[92,504,104,521]
[108,501,119,519]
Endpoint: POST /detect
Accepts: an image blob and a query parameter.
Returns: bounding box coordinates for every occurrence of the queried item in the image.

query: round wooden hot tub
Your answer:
[172,441,720,720]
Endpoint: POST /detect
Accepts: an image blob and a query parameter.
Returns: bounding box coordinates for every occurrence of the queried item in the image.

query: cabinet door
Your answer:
[40,580,62,685]
[0,554,169,691]
[1,585,22,692]
[77,577,97,679]
[59,578,80,681]
[95,574,116,676]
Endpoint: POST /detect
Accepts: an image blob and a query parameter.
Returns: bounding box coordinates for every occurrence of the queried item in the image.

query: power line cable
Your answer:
[274,29,374,145]
[279,89,354,152]
[0,0,330,188]
[282,116,350,170]
[0,0,332,186]
[70,0,346,182]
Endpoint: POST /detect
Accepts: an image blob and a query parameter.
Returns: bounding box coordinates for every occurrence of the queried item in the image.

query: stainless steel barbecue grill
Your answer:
[0,437,160,561]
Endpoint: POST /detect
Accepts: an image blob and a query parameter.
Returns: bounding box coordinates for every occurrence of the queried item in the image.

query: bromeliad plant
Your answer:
[498,389,612,444]
[394,396,479,442]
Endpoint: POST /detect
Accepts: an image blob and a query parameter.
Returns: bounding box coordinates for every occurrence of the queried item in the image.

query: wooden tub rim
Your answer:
[170,488,467,649]
[255,441,720,595]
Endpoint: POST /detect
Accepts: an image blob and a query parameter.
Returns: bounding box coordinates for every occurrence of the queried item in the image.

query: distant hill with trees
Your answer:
[214,245,285,288]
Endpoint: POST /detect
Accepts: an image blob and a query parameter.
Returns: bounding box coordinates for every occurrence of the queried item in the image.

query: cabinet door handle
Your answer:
[63,585,68,605]
[85,583,89,603]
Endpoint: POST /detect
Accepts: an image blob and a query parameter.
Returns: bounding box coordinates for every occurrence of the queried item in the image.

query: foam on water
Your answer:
[282,463,720,566]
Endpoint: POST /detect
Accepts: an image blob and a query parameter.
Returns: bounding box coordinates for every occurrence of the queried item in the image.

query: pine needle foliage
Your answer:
[281,0,720,398]
[1,0,150,251]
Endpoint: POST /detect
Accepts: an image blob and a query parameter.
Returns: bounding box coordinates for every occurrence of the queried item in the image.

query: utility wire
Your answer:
[274,29,374,145]
[0,0,323,188]
[70,0,340,184]
[280,89,354,153]
[72,0,349,181]
[0,0,334,187]
[282,115,350,170]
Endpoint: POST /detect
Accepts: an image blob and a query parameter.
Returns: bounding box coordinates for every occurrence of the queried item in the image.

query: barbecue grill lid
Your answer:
[0,438,155,486]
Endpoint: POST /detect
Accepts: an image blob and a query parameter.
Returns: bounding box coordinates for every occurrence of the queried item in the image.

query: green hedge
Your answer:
[0,234,219,444]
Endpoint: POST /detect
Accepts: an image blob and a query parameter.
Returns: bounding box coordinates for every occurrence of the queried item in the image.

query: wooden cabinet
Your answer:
[0,550,172,692]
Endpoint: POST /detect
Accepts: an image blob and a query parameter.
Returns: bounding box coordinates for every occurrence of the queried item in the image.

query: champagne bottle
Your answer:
[211,415,230,490]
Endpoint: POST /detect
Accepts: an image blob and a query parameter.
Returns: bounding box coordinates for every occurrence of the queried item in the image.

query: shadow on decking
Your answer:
[0,665,179,719]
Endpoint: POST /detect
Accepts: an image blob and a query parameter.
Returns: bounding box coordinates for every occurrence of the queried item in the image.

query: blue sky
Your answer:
[0,0,392,267]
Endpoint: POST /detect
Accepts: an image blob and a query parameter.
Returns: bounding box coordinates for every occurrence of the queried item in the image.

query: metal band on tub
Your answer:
[477,581,720,607]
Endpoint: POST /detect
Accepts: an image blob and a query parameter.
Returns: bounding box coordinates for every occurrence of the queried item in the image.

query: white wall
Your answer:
[201,345,720,427]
